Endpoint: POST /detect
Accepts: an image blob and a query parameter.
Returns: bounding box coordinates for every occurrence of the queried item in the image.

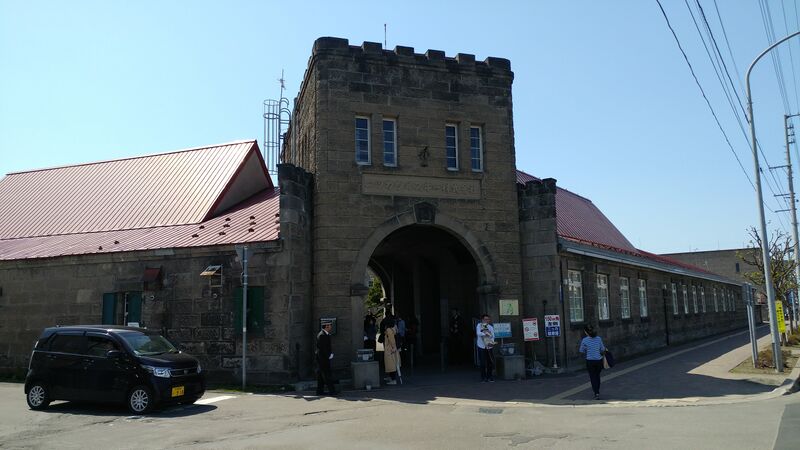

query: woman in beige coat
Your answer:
[383,320,401,385]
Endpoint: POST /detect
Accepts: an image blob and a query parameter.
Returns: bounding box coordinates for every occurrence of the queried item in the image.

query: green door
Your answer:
[235,286,265,336]
[126,292,142,325]
[102,293,117,325]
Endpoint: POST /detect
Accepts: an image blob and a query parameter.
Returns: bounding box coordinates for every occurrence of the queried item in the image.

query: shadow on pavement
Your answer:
[289,326,782,406]
[39,401,217,417]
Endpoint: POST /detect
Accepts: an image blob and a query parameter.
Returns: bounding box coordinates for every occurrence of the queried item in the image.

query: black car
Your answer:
[24,325,205,414]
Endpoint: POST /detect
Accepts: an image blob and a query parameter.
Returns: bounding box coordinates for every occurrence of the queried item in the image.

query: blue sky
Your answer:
[1,0,799,254]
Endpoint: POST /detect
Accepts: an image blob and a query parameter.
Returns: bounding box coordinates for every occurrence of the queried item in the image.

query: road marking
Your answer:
[545,328,757,401]
[195,395,236,405]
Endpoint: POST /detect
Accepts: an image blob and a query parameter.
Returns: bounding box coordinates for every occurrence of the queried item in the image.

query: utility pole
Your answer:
[786,114,800,333]
[746,30,800,372]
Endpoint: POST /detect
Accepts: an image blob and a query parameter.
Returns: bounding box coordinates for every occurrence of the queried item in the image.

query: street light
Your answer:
[746,30,800,372]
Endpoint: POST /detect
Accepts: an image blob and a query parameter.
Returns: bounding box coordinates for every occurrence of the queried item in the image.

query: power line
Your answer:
[691,0,793,217]
[655,0,756,192]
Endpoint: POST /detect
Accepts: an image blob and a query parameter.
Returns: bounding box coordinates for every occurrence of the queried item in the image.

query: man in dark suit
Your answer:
[316,321,337,396]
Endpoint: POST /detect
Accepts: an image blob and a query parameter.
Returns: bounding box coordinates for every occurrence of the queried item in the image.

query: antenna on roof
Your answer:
[263,70,291,178]
[384,23,387,48]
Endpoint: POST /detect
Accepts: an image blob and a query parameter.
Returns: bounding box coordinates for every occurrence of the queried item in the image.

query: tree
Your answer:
[365,277,384,314]
[738,227,797,333]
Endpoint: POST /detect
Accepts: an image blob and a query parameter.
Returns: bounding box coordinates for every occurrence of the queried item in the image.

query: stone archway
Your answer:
[347,203,500,365]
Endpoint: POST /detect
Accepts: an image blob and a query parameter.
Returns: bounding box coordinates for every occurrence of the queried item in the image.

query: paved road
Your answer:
[1,326,797,449]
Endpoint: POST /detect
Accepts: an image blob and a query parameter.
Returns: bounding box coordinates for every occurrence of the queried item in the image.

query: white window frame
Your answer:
[639,279,648,318]
[700,286,706,313]
[722,289,727,312]
[671,283,678,315]
[683,285,689,315]
[445,123,459,171]
[620,277,631,319]
[692,285,698,314]
[382,118,397,167]
[713,287,718,312]
[597,274,610,321]
[469,126,483,172]
[568,270,584,323]
[355,116,371,165]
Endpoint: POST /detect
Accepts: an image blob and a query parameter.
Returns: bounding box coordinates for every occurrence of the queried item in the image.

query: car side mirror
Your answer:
[106,350,124,359]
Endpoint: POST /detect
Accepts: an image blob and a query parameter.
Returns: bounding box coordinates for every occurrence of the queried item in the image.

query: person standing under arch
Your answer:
[476,314,495,382]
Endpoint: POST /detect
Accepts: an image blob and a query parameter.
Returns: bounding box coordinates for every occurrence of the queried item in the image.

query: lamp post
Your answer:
[746,30,800,372]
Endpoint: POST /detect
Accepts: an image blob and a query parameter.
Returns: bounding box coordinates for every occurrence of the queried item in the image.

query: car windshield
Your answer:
[120,333,178,356]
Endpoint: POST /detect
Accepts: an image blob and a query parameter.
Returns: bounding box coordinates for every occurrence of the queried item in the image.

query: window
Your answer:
[732,291,736,311]
[671,283,679,315]
[48,334,86,354]
[722,289,727,312]
[620,277,631,319]
[701,286,706,313]
[568,270,584,323]
[235,286,266,336]
[355,116,371,164]
[683,285,689,314]
[692,286,698,314]
[470,126,483,171]
[735,262,740,273]
[383,119,397,166]
[597,274,610,320]
[713,287,719,312]
[445,124,459,170]
[86,335,119,357]
[639,279,648,318]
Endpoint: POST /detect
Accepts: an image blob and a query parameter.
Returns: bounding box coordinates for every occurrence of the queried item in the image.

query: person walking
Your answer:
[579,324,606,400]
[383,318,401,385]
[316,321,337,396]
[475,314,495,382]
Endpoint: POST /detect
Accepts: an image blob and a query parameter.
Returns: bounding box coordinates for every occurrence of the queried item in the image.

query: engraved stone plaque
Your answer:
[362,174,481,200]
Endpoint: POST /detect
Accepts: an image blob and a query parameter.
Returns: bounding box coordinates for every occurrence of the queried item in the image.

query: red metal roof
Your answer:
[517,170,635,251]
[0,188,280,261]
[0,140,271,240]
[516,170,719,278]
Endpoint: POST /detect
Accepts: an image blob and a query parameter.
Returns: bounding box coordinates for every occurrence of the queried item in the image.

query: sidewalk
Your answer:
[301,326,800,408]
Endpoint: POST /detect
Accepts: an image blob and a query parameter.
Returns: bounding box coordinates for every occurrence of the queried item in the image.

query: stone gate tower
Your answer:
[285,37,524,372]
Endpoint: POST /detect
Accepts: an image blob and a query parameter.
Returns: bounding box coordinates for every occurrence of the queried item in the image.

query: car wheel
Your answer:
[26,383,50,410]
[127,386,153,414]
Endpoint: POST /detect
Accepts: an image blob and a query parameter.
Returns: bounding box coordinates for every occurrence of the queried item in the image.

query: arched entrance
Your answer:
[368,225,480,367]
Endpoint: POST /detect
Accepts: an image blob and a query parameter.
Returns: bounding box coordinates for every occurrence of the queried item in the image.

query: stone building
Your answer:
[0,37,748,382]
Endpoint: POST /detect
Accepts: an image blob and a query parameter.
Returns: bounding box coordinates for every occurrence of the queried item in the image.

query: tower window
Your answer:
[355,116,371,165]
[445,124,458,171]
[470,126,483,172]
[383,119,397,166]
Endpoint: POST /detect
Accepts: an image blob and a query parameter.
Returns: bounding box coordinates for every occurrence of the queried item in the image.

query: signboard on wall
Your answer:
[499,299,519,316]
[522,318,540,341]
[544,315,561,337]
[494,322,512,338]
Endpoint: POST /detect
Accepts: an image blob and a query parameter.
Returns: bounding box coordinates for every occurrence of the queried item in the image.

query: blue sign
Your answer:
[494,322,512,338]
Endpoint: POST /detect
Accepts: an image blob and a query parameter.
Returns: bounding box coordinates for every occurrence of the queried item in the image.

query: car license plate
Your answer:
[171,386,185,397]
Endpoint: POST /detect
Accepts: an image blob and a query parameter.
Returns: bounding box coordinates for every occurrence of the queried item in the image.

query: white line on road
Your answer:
[545,328,758,402]
[195,395,237,405]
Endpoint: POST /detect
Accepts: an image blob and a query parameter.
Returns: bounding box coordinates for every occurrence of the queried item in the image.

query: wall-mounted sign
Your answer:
[522,318,540,341]
[544,315,561,337]
[362,173,481,200]
[494,322,512,338]
[499,299,519,316]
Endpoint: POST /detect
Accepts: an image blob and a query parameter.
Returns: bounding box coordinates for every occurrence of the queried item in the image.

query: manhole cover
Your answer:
[478,407,504,415]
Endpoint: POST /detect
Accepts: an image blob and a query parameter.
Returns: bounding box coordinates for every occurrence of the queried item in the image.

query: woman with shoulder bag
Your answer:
[578,325,606,400]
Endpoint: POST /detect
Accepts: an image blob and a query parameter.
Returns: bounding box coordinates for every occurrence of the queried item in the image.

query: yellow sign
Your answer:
[776,302,786,334]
